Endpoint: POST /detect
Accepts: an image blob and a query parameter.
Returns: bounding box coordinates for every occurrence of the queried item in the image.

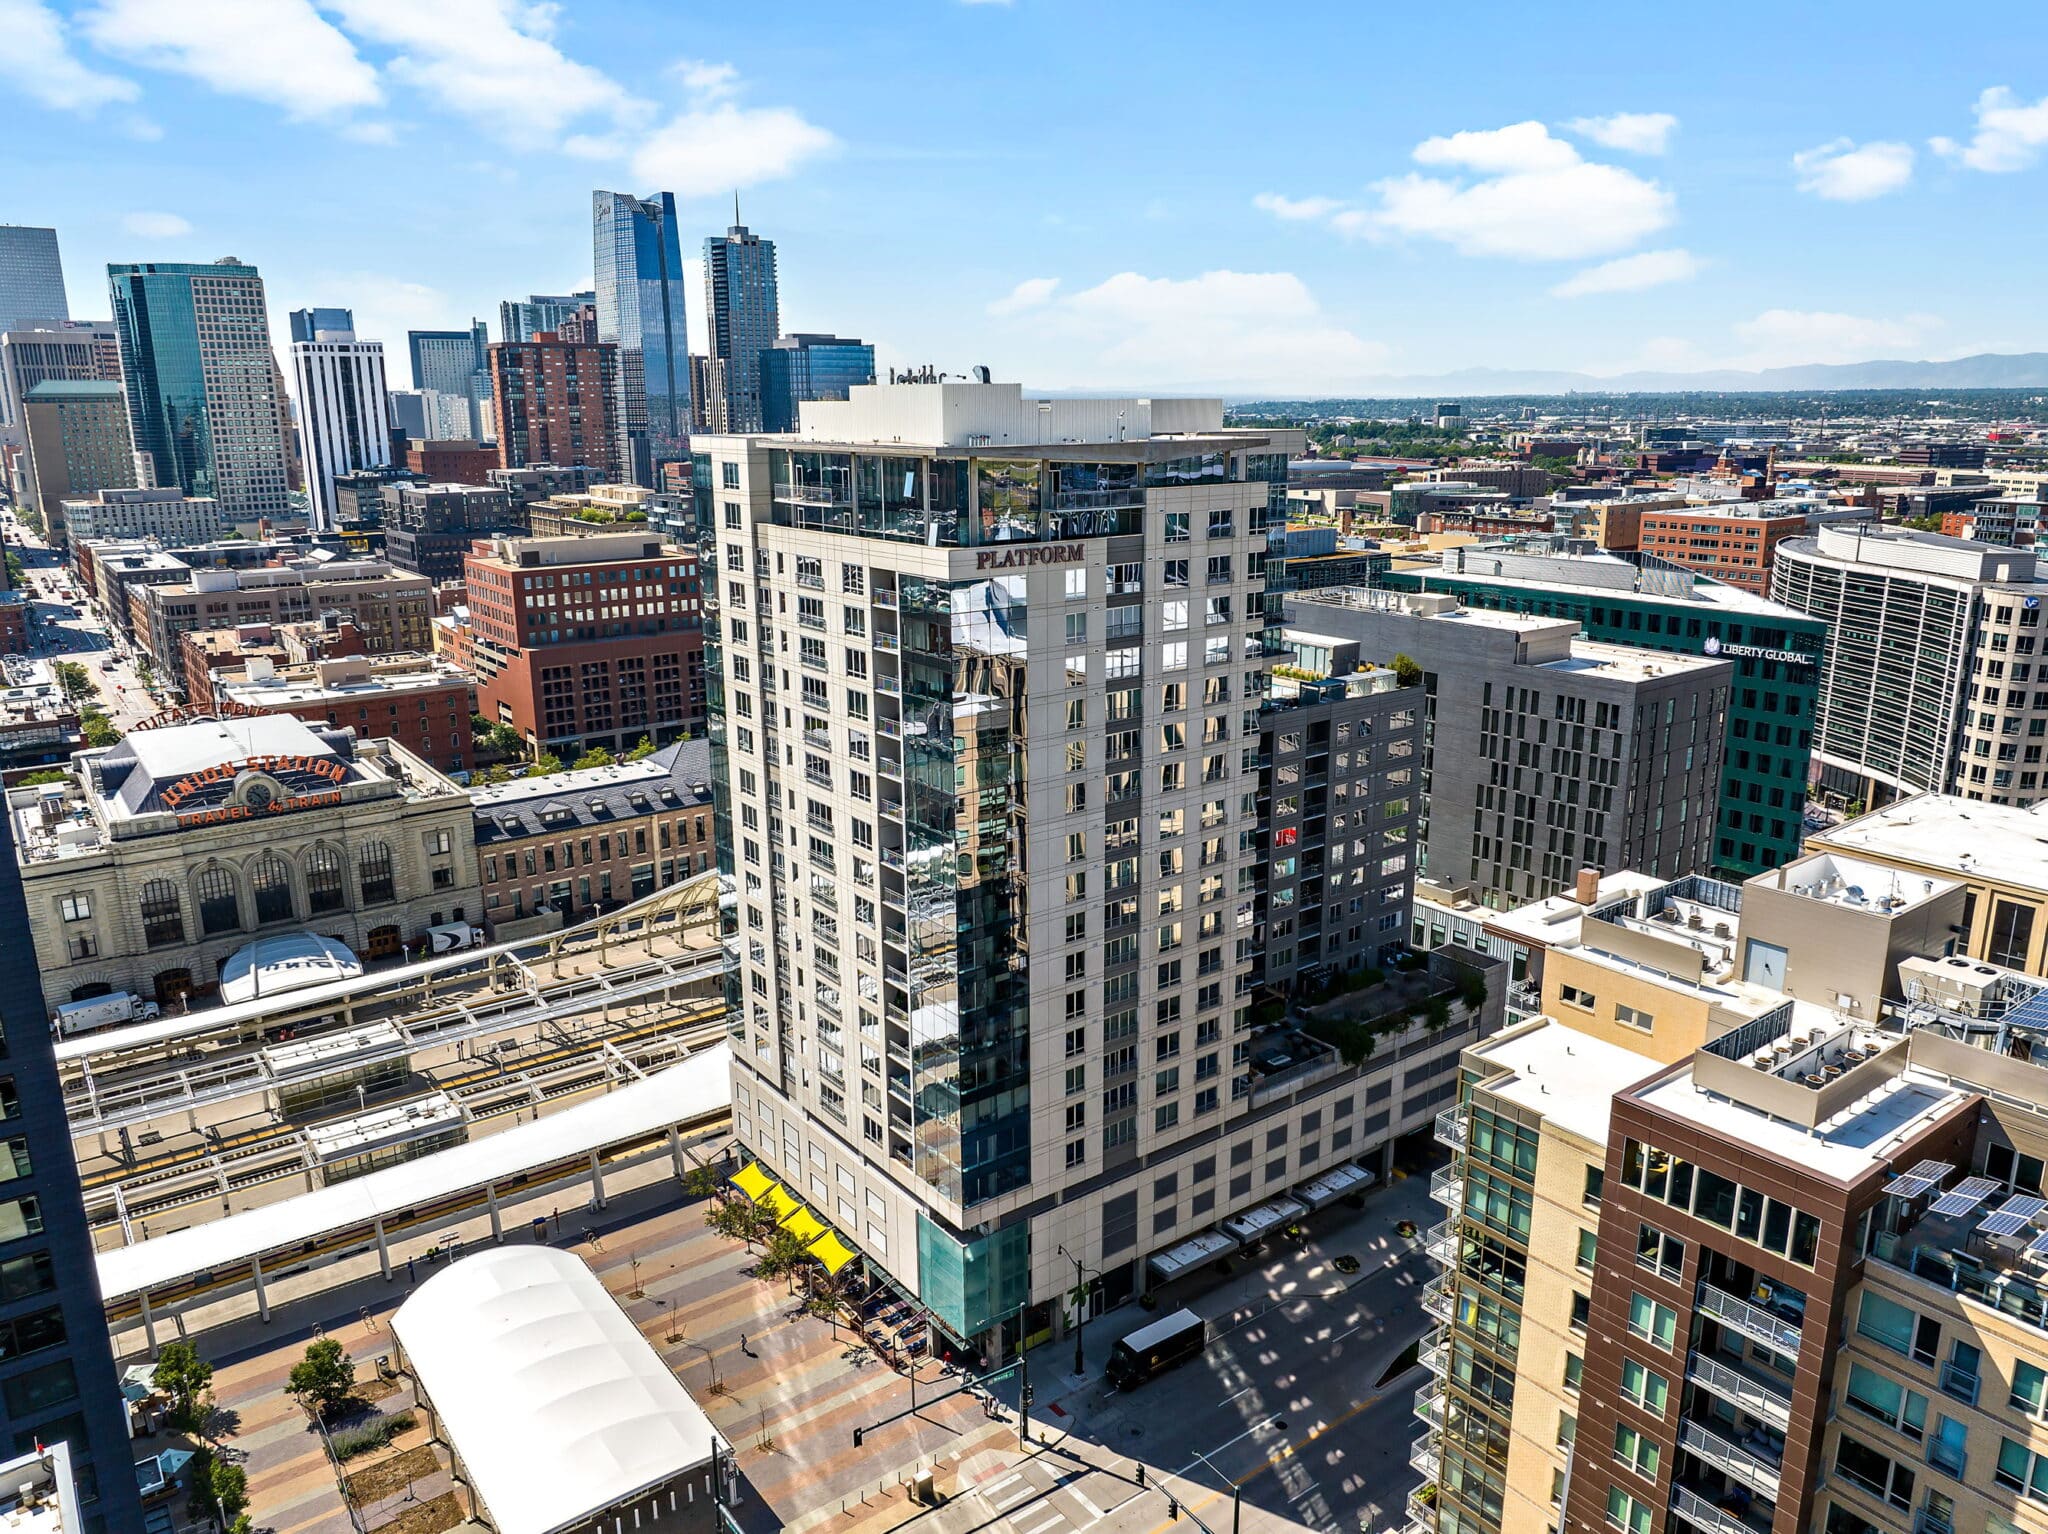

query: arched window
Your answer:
[139,879,184,949]
[359,841,395,904]
[195,866,239,935]
[305,846,345,915]
[250,853,293,925]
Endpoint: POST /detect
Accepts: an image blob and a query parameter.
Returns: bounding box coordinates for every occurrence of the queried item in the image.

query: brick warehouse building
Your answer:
[460,531,704,758]
[489,332,619,480]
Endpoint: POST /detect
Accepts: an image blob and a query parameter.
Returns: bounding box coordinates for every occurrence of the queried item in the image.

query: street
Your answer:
[4,511,165,727]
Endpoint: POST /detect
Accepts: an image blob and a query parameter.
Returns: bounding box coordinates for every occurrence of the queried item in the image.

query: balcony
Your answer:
[1686,1351,1792,1431]
[1429,1166,1463,1210]
[1669,1486,1768,1534]
[1412,1383,1447,1432]
[1419,1330,1449,1378]
[1421,1275,1455,1324]
[1405,1489,1437,1534]
[1424,1220,1457,1265]
[1676,1420,1780,1500]
[1434,1106,1467,1150]
[1695,1282,1802,1357]
[1409,1432,1440,1481]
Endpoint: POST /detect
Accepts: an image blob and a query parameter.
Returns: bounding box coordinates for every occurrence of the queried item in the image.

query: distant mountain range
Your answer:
[1237,352,2048,401]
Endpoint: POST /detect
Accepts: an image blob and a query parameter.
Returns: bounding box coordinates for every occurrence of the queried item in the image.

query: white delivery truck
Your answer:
[52,992,160,1036]
[426,923,486,955]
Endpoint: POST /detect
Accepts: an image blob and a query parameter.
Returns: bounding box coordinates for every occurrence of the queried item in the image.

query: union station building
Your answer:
[6,714,482,1010]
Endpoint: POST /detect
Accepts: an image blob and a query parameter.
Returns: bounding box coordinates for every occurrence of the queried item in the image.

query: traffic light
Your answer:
[1137,1466,1147,1488]
[852,1427,864,1448]
[1022,1386,1035,1407]
[1168,1497,1180,1520]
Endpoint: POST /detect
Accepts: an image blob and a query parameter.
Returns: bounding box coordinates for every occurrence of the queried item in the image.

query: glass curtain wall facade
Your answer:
[0,227,67,333]
[703,225,779,434]
[405,324,490,438]
[593,192,690,487]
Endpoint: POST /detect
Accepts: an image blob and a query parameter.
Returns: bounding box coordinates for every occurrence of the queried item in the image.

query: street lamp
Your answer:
[1056,1244,1096,1379]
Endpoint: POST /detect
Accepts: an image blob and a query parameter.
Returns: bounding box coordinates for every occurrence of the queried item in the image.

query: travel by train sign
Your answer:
[158,754,349,823]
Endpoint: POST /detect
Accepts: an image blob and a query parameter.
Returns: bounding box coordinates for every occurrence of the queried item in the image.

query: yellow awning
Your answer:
[808,1231,858,1275]
[763,1183,801,1221]
[781,1206,827,1244]
[731,1163,775,1202]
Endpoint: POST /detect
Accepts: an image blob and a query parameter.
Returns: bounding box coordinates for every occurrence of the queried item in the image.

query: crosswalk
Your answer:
[973,1459,1130,1534]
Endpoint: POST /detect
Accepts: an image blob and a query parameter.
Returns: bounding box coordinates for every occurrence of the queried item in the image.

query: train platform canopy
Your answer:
[393,1245,721,1534]
[95,1044,731,1303]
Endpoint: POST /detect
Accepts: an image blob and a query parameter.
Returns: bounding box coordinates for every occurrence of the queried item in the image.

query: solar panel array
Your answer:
[1978,1194,2048,1239]
[1929,1176,2005,1218]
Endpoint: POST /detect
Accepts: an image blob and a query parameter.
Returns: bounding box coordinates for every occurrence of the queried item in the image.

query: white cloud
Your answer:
[1566,112,1678,154]
[324,0,626,145]
[1550,248,1701,298]
[1932,86,2048,172]
[1007,269,1390,393]
[1792,138,1914,201]
[669,59,739,100]
[341,119,401,146]
[122,211,192,239]
[1338,120,1672,260]
[631,103,836,197]
[1253,193,1344,221]
[987,278,1059,317]
[1731,308,1941,368]
[0,0,137,112]
[81,0,378,118]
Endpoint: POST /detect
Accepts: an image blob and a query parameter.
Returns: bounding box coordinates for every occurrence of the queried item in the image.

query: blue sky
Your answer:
[6,0,2048,394]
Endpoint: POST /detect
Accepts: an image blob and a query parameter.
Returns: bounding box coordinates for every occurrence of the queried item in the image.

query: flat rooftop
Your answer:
[1544,638,1728,683]
[217,665,469,708]
[1469,1018,1662,1145]
[1811,794,2048,892]
[1769,849,1962,915]
[1393,542,1812,617]
[1638,1055,1967,1180]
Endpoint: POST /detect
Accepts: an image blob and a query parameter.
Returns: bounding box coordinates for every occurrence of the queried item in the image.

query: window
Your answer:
[1606,1486,1650,1534]
[1636,1224,1684,1281]
[1563,1353,1584,1392]
[1845,1363,1926,1441]
[1570,1291,1591,1331]
[1619,1359,1668,1416]
[1839,1436,1917,1510]
[250,852,293,924]
[2012,1359,2047,1418]
[359,841,396,903]
[57,895,89,922]
[305,846,345,914]
[139,879,183,948]
[1613,1422,1659,1479]
[195,865,239,935]
[1576,1229,1598,1271]
[1559,982,1595,1010]
[1627,1292,1676,1349]
[1615,1002,1653,1032]
[426,829,452,856]
[1999,1438,2048,1502]
[1584,1164,1605,1206]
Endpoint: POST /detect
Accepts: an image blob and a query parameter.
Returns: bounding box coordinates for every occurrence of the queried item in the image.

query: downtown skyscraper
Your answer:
[289,316,392,531]
[703,217,779,434]
[593,190,689,487]
[0,226,68,332]
[108,258,292,522]
[407,321,491,438]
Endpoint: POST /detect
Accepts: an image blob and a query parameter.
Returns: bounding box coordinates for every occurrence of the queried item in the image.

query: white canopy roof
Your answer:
[1295,1161,1376,1210]
[394,1246,720,1534]
[96,1044,729,1301]
[1218,1196,1308,1244]
[1146,1229,1239,1282]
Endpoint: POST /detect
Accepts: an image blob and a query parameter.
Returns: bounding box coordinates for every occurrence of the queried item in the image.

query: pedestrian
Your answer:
[406,1255,416,1282]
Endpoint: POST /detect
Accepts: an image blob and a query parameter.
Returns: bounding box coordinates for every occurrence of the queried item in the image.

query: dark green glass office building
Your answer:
[1371,544,1827,878]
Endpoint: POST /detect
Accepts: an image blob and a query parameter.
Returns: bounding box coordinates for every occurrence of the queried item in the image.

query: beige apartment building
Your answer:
[129,560,435,681]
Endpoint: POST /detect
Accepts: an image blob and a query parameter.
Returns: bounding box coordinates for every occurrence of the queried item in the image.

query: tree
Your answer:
[755,1227,812,1285]
[51,661,92,701]
[707,1196,770,1247]
[528,751,564,777]
[482,722,523,756]
[152,1340,214,1431]
[572,745,614,770]
[681,1164,723,1200]
[208,1460,248,1523]
[80,707,120,748]
[15,769,64,787]
[287,1338,356,1420]
[1391,652,1424,688]
[4,553,24,588]
[625,735,657,761]
[14,505,43,536]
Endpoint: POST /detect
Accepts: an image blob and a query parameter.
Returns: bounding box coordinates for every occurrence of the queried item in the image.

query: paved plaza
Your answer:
[160,1139,1442,1534]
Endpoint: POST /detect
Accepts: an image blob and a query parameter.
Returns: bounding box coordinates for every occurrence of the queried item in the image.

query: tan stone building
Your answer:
[6,714,481,1010]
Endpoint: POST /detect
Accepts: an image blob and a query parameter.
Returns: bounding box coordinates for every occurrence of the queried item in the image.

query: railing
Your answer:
[1406,1489,1437,1533]
[1434,1106,1466,1149]
[1687,1351,1792,1429]
[1425,1220,1457,1265]
[772,481,851,508]
[1409,1432,1440,1481]
[1914,1509,1955,1534]
[1413,1383,1447,1432]
[1421,1275,1455,1323]
[1505,980,1542,1020]
[1695,1282,1802,1356]
[1938,1360,1981,1406]
[1676,1420,1781,1499]
[1430,1166,1463,1209]
[1669,1487,1759,1534]
[1420,1331,1449,1377]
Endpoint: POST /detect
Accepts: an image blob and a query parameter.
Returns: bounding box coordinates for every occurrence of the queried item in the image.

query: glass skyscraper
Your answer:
[703,221,779,434]
[289,306,353,343]
[108,258,292,521]
[760,333,875,432]
[0,226,68,333]
[406,322,491,438]
[499,292,596,344]
[593,190,690,487]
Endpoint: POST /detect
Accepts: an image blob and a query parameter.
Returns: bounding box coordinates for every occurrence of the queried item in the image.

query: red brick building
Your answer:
[488,333,619,478]
[404,439,499,484]
[462,531,703,757]
[1635,504,1813,596]
[212,652,477,773]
